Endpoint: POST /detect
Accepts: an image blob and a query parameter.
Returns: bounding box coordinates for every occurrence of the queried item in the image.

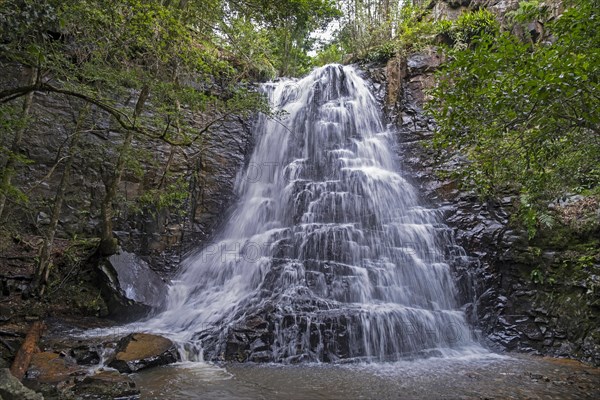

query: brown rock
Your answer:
[25,351,85,384]
[107,333,179,373]
[385,56,407,111]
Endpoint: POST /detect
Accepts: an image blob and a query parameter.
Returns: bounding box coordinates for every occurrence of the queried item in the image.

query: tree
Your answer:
[336,0,403,59]
[33,103,90,295]
[229,0,342,76]
[0,0,342,294]
[0,67,37,221]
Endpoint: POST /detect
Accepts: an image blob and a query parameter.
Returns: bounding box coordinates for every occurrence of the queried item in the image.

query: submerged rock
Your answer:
[107,333,179,373]
[0,368,44,400]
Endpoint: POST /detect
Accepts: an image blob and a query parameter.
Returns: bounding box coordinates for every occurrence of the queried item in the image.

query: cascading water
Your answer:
[147,64,481,362]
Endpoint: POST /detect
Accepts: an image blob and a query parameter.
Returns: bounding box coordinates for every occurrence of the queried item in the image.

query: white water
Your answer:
[144,64,483,362]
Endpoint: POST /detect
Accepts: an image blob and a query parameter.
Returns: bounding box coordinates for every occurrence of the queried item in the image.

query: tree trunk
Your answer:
[97,85,149,256]
[9,321,45,381]
[33,105,89,296]
[0,67,38,221]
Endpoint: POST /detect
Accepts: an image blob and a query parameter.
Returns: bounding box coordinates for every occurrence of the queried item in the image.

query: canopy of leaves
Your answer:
[0,0,344,153]
[0,0,275,145]
[248,0,342,76]
[0,0,342,224]
[319,1,498,63]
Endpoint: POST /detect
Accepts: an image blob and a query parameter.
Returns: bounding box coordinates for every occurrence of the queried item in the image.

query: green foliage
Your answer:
[0,0,290,254]
[576,254,596,269]
[506,0,550,24]
[62,236,99,263]
[531,268,556,285]
[0,0,59,65]
[336,3,497,63]
[428,0,600,236]
[391,4,440,56]
[363,41,398,62]
[335,0,403,60]
[136,176,189,218]
[530,268,544,284]
[0,0,269,145]
[312,43,345,67]
[337,2,433,61]
[438,9,499,49]
[518,193,555,239]
[0,103,32,207]
[0,105,27,162]
[230,0,341,77]
[219,16,277,81]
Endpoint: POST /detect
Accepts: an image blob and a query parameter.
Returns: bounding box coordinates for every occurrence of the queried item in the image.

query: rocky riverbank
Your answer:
[1,322,184,400]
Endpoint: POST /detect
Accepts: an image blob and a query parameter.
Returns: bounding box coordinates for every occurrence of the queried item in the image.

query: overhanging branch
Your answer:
[0,82,238,146]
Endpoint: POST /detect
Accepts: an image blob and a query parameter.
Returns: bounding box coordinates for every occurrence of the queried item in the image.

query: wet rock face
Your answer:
[198,305,357,363]
[114,115,254,276]
[98,251,168,318]
[108,333,179,373]
[362,49,600,366]
[69,344,101,366]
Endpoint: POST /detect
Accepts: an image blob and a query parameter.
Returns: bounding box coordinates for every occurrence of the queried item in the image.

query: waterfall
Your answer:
[148,64,480,362]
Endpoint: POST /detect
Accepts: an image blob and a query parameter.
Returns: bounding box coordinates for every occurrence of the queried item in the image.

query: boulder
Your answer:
[69,345,101,366]
[98,251,167,319]
[406,51,443,75]
[71,371,140,399]
[107,333,179,373]
[0,368,44,400]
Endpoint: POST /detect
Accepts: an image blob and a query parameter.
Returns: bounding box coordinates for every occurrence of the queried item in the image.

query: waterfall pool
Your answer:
[132,354,600,399]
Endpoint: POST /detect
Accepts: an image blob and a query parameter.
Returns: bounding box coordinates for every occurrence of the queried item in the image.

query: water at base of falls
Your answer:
[145,64,483,362]
[132,354,600,400]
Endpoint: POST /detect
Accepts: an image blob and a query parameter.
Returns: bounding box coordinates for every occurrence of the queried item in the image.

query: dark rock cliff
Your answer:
[1,63,253,277]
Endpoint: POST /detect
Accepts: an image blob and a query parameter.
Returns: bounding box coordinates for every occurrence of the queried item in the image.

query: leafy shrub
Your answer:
[437,9,499,48]
[428,0,600,236]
